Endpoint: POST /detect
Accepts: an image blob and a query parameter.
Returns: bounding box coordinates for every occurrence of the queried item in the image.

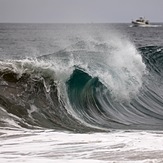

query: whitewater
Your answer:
[0,23,163,162]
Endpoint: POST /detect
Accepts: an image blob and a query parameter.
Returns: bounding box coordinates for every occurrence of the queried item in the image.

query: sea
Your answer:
[0,23,163,163]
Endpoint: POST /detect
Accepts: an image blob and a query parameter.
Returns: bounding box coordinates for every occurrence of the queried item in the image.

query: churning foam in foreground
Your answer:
[0,128,163,163]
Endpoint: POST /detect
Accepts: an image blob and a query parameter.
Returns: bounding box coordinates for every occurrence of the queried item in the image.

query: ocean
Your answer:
[0,23,163,163]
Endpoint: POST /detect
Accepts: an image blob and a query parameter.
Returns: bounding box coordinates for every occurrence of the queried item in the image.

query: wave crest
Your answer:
[1,38,163,132]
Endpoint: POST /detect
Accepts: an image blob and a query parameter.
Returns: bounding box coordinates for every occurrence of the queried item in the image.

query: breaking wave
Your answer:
[0,35,163,132]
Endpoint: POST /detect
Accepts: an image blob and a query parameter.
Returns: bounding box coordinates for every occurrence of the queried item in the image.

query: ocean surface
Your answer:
[0,23,163,163]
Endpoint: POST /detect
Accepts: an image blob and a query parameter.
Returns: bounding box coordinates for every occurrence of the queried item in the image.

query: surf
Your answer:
[0,33,163,132]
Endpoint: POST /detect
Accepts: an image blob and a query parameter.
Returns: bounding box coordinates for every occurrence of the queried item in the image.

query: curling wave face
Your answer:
[0,36,163,132]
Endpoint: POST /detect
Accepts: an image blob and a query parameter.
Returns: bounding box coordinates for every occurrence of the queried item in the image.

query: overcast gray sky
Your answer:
[0,0,162,23]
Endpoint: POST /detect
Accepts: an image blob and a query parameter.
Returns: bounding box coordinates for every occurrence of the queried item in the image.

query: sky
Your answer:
[0,0,162,23]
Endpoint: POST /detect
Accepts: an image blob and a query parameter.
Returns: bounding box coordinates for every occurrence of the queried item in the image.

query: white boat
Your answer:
[131,17,150,27]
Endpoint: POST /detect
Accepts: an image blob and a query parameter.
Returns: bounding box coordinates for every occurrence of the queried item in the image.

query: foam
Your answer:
[0,129,163,162]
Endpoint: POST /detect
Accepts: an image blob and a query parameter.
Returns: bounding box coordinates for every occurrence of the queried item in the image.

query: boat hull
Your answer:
[131,21,149,27]
[131,22,161,27]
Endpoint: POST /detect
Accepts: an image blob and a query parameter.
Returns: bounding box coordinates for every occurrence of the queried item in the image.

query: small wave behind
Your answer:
[140,46,163,74]
[1,33,163,132]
